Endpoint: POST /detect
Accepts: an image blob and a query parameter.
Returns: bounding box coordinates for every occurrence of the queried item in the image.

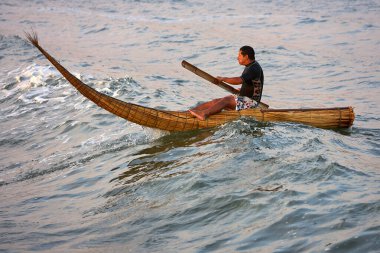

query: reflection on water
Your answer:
[112,130,213,182]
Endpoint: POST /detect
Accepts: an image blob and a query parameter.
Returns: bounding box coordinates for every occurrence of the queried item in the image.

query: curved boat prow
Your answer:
[25,31,181,130]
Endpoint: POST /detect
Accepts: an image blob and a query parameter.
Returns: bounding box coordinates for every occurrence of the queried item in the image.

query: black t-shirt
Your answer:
[239,61,264,102]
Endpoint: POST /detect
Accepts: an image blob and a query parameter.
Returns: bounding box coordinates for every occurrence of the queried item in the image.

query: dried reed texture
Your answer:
[240,107,354,129]
[25,32,354,132]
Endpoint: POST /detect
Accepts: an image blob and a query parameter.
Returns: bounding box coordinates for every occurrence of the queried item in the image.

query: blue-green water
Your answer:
[1,0,379,252]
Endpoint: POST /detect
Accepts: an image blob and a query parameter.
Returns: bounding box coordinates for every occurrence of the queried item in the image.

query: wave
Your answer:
[0,62,170,187]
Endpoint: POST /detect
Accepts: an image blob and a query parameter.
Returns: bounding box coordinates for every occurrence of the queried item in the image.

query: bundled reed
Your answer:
[25,32,354,132]
[240,107,355,129]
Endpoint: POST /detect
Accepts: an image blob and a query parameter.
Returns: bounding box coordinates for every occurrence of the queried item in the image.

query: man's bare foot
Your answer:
[189,109,207,120]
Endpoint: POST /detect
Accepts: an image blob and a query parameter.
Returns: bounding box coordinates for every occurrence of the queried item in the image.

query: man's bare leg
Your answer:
[188,110,207,120]
[189,95,236,120]
[190,98,224,111]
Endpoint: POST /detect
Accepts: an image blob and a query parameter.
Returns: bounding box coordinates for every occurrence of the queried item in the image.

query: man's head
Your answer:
[237,46,255,65]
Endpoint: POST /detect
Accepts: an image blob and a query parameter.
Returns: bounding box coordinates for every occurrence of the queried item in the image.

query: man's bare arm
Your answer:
[216,76,243,85]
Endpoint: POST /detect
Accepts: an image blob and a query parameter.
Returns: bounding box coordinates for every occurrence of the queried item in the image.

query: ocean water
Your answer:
[1,0,380,252]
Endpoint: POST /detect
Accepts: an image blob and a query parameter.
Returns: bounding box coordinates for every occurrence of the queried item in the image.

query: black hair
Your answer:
[240,46,255,60]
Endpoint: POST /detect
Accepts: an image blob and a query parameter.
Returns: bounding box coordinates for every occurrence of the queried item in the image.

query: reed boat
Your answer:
[25,32,354,132]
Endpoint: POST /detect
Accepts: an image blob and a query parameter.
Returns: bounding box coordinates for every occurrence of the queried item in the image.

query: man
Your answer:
[189,46,264,120]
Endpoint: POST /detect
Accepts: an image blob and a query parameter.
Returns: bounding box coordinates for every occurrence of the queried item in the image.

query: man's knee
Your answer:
[228,95,235,100]
[219,95,235,107]
[224,95,235,103]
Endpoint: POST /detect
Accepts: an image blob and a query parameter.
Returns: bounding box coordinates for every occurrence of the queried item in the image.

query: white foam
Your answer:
[15,64,59,90]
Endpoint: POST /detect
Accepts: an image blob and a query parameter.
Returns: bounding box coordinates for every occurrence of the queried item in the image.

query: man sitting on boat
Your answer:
[189,46,264,120]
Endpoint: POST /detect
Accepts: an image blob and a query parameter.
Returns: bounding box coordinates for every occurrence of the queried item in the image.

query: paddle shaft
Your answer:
[182,60,240,95]
[181,60,269,109]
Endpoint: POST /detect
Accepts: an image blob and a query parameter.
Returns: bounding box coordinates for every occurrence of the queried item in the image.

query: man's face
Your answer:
[237,50,249,65]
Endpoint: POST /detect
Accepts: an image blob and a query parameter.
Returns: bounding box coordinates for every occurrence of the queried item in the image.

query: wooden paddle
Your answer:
[181,60,269,109]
